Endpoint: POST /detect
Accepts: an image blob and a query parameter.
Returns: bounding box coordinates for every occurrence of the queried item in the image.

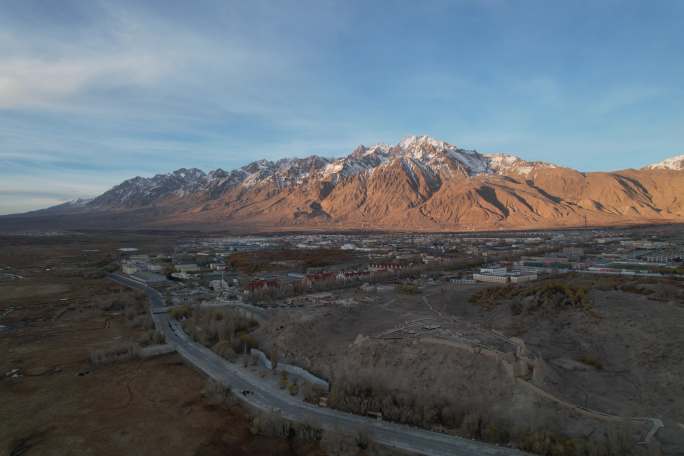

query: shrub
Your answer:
[517,431,582,456]
[288,381,299,396]
[181,307,258,350]
[249,412,322,442]
[470,281,592,314]
[202,379,234,407]
[302,383,326,404]
[212,340,238,362]
[320,431,357,456]
[397,283,420,295]
[460,412,483,439]
[239,333,258,351]
[138,330,165,346]
[620,284,655,296]
[125,301,146,320]
[354,430,370,449]
[469,285,518,308]
[577,354,603,370]
[129,314,153,329]
[482,422,510,445]
[153,331,165,344]
[99,296,125,311]
[279,371,289,389]
[169,305,192,320]
[90,342,139,366]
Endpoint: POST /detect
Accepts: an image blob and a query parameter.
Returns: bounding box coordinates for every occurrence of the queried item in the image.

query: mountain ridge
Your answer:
[2,136,683,232]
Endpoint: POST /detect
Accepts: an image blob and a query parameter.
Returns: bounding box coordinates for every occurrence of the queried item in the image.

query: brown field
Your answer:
[255,275,684,455]
[0,234,323,456]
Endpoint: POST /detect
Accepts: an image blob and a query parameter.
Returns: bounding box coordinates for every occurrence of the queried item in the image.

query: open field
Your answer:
[254,276,684,454]
[3,229,684,455]
[0,234,324,456]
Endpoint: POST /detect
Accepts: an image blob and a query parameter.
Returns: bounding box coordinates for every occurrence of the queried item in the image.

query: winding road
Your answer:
[110,273,529,456]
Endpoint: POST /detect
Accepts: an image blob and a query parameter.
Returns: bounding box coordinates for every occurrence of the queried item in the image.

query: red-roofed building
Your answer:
[245,279,279,294]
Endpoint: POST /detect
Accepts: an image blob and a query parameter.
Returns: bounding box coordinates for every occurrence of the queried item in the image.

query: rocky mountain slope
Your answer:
[4,136,684,232]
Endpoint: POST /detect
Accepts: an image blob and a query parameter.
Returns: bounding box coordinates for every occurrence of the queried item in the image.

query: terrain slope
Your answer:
[2,136,682,232]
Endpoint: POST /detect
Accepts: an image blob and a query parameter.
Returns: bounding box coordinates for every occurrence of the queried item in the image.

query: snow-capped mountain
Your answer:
[90,168,209,207]
[88,136,555,209]
[644,155,684,171]
[5,136,683,232]
[318,136,554,182]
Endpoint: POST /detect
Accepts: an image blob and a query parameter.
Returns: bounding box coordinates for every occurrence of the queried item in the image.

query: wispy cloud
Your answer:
[0,195,72,215]
[1,0,683,214]
[0,53,169,108]
[0,172,123,215]
[590,85,668,116]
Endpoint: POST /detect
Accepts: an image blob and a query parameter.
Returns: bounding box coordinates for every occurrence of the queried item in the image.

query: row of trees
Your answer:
[469,280,591,313]
[244,256,488,305]
[328,370,640,455]
[181,307,259,356]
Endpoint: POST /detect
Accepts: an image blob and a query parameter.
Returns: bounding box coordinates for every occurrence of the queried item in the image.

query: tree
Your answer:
[269,346,279,370]
[279,371,289,389]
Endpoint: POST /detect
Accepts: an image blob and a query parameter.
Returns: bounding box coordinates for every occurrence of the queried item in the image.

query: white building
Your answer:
[510,273,538,283]
[644,251,681,264]
[473,273,509,284]
[171,272,192,280]
[122,263,138,275]
[209,279,229,291]
[480,267,507,275]
[473,265,538,284]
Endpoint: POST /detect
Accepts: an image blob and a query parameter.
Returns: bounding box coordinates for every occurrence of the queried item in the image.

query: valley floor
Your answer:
[0,235,323,456]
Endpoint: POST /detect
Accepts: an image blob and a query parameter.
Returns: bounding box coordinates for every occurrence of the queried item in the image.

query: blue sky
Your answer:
[1,0,683,214]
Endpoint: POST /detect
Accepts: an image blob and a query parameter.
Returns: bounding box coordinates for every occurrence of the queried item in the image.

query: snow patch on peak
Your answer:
[395,135,491,175]
[172,168,205,179]
[644,154,684,171]
[486,153,521,166]
[66,197,93,207]
[366,143,391,155]
[398,135,450,150]
[321,135,494,180]
[446,149,488,174]
[483,153,556,176]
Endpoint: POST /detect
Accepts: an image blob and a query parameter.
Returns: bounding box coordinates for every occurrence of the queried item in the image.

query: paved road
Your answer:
[110,274,529,456]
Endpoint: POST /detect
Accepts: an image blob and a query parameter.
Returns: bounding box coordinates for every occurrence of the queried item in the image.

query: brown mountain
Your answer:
[2,136,683,232]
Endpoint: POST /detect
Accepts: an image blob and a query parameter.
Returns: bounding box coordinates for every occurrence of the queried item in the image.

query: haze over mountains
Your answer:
[3,136,683,232]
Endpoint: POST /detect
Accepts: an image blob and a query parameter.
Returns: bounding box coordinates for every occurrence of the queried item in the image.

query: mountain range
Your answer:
[3,136,683,232]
